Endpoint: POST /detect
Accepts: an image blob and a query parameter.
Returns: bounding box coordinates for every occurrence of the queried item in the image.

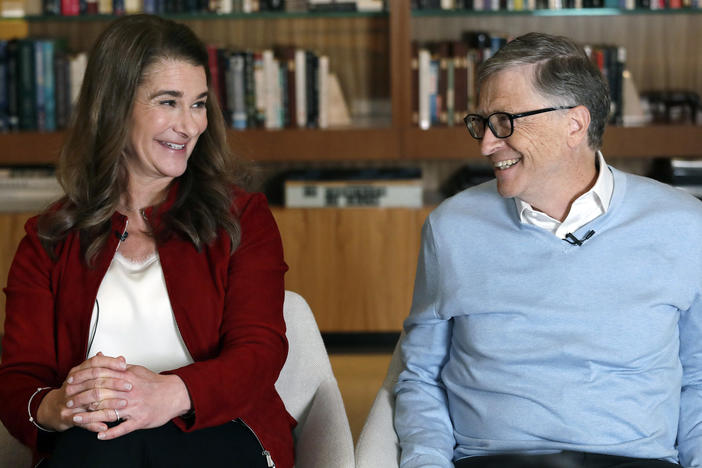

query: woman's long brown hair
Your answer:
[38,14,250,265]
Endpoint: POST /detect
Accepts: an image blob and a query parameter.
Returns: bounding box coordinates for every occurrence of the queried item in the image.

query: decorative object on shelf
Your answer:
[272,167,423,207]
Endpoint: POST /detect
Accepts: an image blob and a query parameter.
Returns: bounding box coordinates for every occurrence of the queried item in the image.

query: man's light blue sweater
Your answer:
[394,167,702,468]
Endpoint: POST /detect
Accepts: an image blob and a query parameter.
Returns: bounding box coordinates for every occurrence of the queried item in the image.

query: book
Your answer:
[452,40,468,125]
[17,39,36,131]
[410,42,418,126]
[0,166,63,212]
[318,54,329,129]
[283,168,423,208]
[42,39,56,131]
[294,48,306,128]
[305,50,318,128]
[6,39,19,131]
[0,41,7,132]
[327,73,351,127]
[230,52,246,129]
[418,46,430,130]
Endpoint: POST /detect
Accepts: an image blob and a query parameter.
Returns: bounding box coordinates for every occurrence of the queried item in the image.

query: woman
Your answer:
[0,14,295,468]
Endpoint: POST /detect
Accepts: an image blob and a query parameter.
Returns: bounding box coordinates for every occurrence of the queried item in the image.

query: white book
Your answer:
[441,0,454,8]
[327,73,351,127]
[216,0,232,13]
[125,0,141,13]
[98,0,113,14]
[318,55,329,129]
[69,53,87,109]
[418,48,431,130]
[263,50,280,129]
[294,49,307,128]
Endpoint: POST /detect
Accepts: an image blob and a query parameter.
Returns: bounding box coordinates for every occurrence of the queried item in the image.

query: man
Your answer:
[394,32,702,468]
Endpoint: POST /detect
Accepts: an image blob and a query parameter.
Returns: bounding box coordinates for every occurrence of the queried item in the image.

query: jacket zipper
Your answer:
[237,418,276,468]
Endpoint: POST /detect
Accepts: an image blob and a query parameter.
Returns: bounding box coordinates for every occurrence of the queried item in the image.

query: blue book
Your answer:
[34,40,45,131]
[42,40,56,132]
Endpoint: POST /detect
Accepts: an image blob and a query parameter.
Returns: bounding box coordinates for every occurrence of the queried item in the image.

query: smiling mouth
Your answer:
[160,141,186,150]
[494,158,521,171]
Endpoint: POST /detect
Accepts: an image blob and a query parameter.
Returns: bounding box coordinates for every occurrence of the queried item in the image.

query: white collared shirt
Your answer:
[515,151,613,239]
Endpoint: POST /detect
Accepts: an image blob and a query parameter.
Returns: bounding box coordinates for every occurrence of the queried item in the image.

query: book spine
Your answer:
[244,51,257,128]
[53,50,68,129]
[60,0,80,15]
[231,53,246,129]
[294,49,306,128]
[428,46,439,126]
[43,40,56,132]
[0,41,7,133]
[318,54,329,129]
[278,62,286,128]
[305,51,319,128]
[18,40,37,131]
[282,47,296,129]
[437,41,449,126]
[68,52,87,113]
[411,42,419,126]
[253,51,266,127]
[263,49,277,129]
[418,47,430,130]
[98,0,113,13]
[451,41,468,125]
[113,0,125,15]
[223,51,235,127]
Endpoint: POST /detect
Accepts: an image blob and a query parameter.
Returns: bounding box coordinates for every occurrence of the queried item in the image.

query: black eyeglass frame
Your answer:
[463,106,576,140]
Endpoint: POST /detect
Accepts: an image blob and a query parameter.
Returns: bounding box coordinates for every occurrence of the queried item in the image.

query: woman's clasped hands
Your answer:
[36,352,192,440]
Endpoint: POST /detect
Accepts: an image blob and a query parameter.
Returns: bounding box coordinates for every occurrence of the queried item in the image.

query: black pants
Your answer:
[455,451,681,468]
[41,420,269,468]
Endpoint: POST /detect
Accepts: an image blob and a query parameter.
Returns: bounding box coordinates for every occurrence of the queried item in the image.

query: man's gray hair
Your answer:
[478,32,610,150]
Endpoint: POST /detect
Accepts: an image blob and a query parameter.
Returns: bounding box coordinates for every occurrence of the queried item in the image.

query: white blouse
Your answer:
[86,251,194,373]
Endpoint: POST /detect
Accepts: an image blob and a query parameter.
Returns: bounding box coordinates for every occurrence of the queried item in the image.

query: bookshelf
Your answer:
[1,2,701,163]
[1,2,702,333]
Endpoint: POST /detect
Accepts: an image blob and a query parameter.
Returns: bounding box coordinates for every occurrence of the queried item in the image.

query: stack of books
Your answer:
[0,166,63,212]
[0,39,87,132]
[282,167,423,208]
[412,0,701,10]
[0,0,385,16]
[412,32,627,129]
[208,46,348,130]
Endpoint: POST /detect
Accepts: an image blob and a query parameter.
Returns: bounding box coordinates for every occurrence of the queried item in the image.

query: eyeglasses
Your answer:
[463,106,576,140]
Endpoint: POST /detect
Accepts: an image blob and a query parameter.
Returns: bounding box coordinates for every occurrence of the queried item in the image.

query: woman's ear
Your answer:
[566,105,591,149]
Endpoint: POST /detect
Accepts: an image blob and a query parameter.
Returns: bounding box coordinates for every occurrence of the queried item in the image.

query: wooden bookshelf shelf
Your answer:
[4,125,698,165]
[0,127,401,165]
[403,125,702,160]
[411,7,702,17]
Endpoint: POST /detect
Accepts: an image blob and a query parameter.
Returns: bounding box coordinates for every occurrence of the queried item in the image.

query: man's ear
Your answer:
[566,105,591,149]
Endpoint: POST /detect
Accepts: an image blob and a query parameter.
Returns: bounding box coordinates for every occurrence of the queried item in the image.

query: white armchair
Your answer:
[354,333,403,468]
[0,290,355,468]
[276,290,355,468]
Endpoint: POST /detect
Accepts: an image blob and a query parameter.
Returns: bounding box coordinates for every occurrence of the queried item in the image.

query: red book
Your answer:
[61,0,80,15]
[206,45,222,109]
[411,42,419,126]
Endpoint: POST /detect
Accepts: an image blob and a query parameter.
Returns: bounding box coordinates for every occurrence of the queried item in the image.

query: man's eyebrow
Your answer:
[148,90,208,100]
